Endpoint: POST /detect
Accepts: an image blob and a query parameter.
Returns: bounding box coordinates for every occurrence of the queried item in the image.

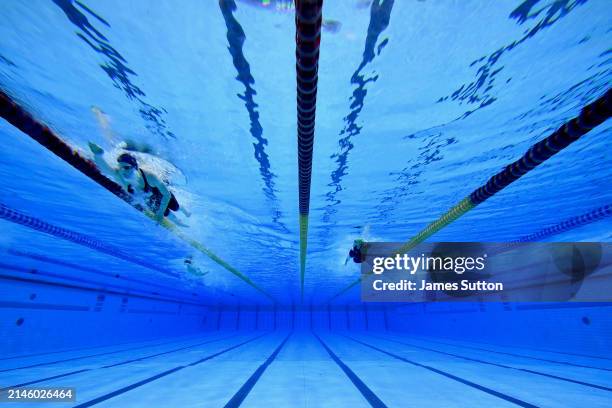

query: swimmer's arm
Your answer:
[88,142,120,182]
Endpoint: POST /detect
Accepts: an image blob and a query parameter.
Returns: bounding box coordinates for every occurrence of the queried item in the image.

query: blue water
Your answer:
[0,0,611,407]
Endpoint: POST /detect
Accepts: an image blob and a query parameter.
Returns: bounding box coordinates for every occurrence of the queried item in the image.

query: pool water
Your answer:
[0,1,611,407]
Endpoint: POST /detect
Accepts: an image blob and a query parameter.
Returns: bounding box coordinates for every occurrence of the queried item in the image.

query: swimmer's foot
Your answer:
[124,139,154,154]
[88,142,103,155]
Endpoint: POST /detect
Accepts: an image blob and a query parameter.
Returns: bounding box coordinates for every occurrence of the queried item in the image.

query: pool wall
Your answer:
[3,271,611,359]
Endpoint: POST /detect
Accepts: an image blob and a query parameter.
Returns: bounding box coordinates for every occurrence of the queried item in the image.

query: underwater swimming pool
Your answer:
[0,0,611,407]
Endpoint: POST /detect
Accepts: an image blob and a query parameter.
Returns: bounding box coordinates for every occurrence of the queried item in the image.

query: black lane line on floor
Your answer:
[3,334,237,389]
[413,333,612,362]
[102,333,237,368]
[412,336,612,372]
[223,332,292,408]
[73,333,269,408]
[368,334,612,392]
[0,333,220,373]
[345,336,538,408]
[314,333,388,408]
[1,369,91,390]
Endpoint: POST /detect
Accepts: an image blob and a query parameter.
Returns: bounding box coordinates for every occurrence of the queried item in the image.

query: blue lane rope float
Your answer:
[0,90,274,302]
[515,204,612,242]
[296,0,323,300]
[336,89,611,302]
[0,202,179,278]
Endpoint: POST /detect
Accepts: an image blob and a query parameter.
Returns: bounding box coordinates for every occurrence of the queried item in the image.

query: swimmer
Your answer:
[88,142,190,224]
[185,256,209,278]
[347,239,367,264]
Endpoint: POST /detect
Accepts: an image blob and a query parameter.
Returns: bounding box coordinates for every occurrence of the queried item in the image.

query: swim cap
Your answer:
[117,153,138,168]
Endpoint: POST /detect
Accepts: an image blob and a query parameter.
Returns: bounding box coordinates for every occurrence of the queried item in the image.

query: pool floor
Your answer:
[1,331,610,407]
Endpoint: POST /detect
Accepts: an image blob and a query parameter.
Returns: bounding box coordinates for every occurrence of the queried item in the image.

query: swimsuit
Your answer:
[127,170,179,216]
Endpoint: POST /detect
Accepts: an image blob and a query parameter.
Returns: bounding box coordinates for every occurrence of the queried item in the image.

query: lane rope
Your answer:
[515,204,611,242]
[333,89,611,302]
[0,90,274,302]
[296,0,323,300]
[0,202,179,277]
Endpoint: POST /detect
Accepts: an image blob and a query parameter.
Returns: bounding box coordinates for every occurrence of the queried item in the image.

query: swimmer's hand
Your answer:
[88,142,104,155]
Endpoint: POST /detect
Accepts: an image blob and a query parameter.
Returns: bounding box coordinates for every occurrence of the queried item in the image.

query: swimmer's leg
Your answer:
[167,193,190,217]
[124,138,154,154]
